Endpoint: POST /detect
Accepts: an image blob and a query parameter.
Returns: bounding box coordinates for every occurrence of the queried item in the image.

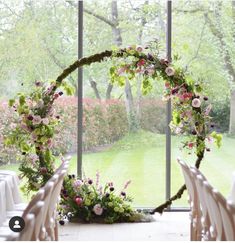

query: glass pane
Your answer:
[0,0,77,201]
[171,0,235,207]
[81,0,167,207]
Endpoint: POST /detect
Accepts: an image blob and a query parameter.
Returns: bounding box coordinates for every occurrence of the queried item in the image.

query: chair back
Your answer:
[213,189,235,240]
[203,180,225,240]
[190,167,212,240]
[22,188,44,218]
[18,213,35,241]
[177,159,201,241]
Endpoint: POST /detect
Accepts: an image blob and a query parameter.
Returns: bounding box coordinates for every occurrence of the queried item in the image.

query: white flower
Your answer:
[42,118,49,125]
[165,67,175,76]
[93,204,103,216]
[192,98,201,108]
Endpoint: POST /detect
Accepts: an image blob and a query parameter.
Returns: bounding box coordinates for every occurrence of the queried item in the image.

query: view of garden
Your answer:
[0,0,235,208]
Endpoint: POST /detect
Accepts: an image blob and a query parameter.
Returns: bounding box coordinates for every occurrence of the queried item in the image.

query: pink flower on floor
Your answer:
[137,59,146,67]
[165,67,175,76]
[123,180,131,190]
[75,197,83,206]
[93,204,103,216]
[136,45,143,52]
[73,180,83,188]
[192,98,201,108]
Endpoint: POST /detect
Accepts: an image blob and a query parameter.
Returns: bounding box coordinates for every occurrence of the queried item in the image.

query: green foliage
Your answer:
[211,131,223,148]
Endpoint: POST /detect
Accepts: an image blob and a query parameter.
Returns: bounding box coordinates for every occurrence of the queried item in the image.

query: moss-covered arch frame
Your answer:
[54,45,221,214]
[7,44,222,214]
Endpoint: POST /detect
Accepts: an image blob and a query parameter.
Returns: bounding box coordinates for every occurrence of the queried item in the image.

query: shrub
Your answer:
[0,97,169,165]
[140,99,166,134]
[210,97,230,133]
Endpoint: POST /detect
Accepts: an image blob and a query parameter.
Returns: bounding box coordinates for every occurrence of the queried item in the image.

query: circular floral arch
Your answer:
[6,43,222,214]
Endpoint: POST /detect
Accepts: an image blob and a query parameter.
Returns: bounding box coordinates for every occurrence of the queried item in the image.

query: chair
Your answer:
[6,213,35,241]
[202,179,225,240]
[44,169,67,241]
[190,167,212,241]
[177,159,202,241]
[212,189,235,240]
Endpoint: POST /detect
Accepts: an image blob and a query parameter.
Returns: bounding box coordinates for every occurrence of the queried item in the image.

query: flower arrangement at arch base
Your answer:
[58,172,153,224]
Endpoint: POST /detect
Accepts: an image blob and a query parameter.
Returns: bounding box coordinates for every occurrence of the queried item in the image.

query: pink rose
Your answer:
[75,197,83,206]
[165,67,175,76]
[192,98,201,108]
[93,204,103,216]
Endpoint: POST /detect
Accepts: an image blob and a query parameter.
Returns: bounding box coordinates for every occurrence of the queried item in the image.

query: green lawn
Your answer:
[1,130,235,207]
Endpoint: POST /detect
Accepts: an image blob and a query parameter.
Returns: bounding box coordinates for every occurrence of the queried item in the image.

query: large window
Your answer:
[0,0,234,208]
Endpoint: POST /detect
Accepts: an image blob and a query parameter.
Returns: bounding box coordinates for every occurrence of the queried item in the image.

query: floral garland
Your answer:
[5,42,222,214]
[58,172,152,224]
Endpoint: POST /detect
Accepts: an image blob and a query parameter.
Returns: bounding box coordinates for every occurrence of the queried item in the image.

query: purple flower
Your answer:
[27,115,34,121]
[35,81,42,87]
[88,179,93,185]
[109,187,114,192]
[121,191,126,197]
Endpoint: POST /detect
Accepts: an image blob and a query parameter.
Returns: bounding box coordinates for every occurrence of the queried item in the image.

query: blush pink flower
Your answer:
[165,67,175,76]
[165,82,171,89]
[42,118,49,125]
[192,98,201,108]
[33,115,42,125]
[188,142,194,149]
[117,67,127,75]
[93,204,103,216]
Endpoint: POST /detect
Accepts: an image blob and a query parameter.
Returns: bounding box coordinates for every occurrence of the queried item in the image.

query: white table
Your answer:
[0,170,22,226]
[228,172,235,204]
